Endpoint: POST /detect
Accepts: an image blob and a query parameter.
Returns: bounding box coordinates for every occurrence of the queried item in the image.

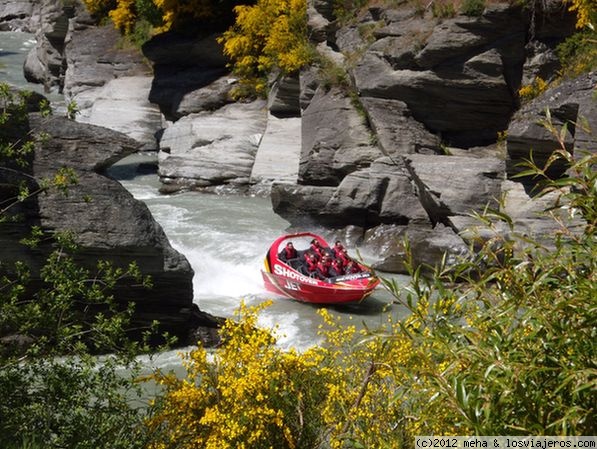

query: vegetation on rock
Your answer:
[82,0,226,33]
[79,0,595,97]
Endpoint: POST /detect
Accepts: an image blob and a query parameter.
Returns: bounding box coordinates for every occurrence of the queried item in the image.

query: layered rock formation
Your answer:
[267,0,588,272]
[2,0,593,276]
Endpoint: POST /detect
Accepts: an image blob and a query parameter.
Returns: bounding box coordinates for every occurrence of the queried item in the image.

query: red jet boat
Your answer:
[261,232,380,304]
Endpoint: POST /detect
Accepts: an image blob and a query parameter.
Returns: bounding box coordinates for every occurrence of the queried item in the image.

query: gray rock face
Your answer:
[361,97,441,155]
[15,0,70,90]
[174,75,236,118]
[61,18,163,150]
[272,156,431,228]
[0,0,54,31]
[268,73,301,118]
[300,87,381,186]
[352,4,528,147]
[271,183,337,226]
[158,100,268,189]
[0,113,218,345]
[404,154,504,223]
[250,114,301,185]
[75,76,163,151]
[267,0,582,273]
[506,71,597,179]
[15,0,585,277]
[142,31,229,120]
[64,22,151,99]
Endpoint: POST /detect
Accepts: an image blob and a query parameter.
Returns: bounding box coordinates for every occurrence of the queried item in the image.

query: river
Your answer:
[1,31,409,365]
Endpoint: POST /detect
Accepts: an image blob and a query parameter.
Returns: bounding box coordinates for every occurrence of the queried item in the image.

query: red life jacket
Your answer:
[336,249,350,266]
[331,260,344,275]
[305,257,317,272]
[284,247,297,259]
[346,263,362,274]
[317,260,330,277]
[310,243,323,257]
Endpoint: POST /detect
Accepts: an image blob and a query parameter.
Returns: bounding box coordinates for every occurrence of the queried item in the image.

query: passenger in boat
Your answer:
[278,242,298,262]
[333,240,345,255]
[345,260,362,274]
[316,255,333,279]
[330,258,345,277]
[310,239,324,257]
[304,252,318,275]
[333,241,351,266]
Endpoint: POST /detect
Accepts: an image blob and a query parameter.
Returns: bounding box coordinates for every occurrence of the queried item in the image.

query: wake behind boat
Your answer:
[261,232,380,304]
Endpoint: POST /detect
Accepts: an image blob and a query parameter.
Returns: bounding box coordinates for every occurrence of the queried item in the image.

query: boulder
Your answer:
[506,72,597,179]
[174,74,236,118]
[158,100,267,190]
[271,156,430,228]
[271,183,336,227]
[323,157,430,227]
[410,224,472,272]
[404,154,504,224]
[366,223,471,275]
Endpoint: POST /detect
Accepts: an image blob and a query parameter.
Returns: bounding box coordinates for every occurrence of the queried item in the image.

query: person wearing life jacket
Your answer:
[278,242,298,262]
[330,258,344,277]
[316,255,333,279]
[332,241,350,266]
[310,239,324,258]
[304,252,318,276]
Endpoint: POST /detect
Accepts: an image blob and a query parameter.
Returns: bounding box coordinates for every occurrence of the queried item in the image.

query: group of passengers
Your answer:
[278,239,363,280]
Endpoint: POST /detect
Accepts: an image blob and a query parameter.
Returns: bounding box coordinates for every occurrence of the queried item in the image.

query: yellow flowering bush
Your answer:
[146,299,466,449]
[81,0,115,17]
[218,0,311,97]
[563,0,595,29]
[82,0,220,34]
[147,300,330,449]
[518,76,548,102]
[108,0,137,33]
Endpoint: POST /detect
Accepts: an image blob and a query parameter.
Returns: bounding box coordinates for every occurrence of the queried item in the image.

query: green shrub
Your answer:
[0,82,159,449]
[460,0,485,16]
[557,30,597,79]
[379,112,596,436]
[431,0,457,18]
